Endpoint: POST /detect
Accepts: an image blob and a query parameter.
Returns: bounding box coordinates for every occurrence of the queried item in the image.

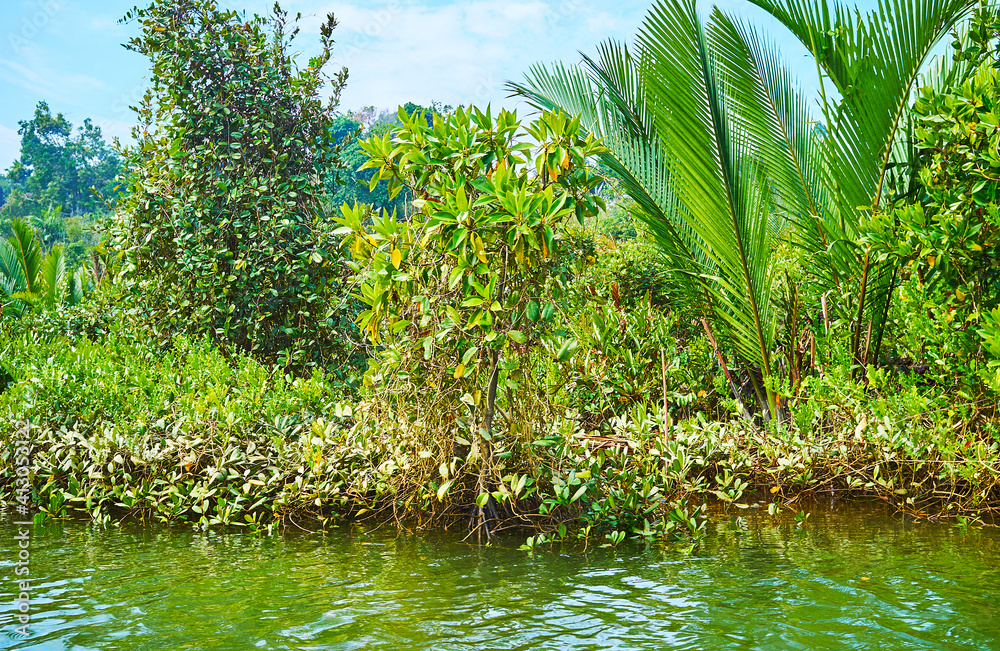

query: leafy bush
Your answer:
[568,230,680,309]
[335,106,606,534]
[544,299,715,429]
[111,0,351,369]
[864,6,1000,401]
[0,334,345,435]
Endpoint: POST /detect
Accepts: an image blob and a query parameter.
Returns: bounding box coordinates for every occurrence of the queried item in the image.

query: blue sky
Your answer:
[0,0,883,169]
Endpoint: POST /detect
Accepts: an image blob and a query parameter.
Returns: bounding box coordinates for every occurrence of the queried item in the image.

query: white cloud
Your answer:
[0,54,107,102]
[586,12,621,33]
[286,0,646,113]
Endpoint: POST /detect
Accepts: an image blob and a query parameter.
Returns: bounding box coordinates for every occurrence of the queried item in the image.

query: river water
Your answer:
[0,502,997,650]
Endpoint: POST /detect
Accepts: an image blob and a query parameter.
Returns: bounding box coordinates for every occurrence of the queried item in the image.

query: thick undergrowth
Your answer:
[1,328,997,548]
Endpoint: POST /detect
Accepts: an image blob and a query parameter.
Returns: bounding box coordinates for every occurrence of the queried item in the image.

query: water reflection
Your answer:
[0,503,997,650]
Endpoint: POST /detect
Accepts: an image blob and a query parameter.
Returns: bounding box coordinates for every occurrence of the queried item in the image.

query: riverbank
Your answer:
[2,332,997,540]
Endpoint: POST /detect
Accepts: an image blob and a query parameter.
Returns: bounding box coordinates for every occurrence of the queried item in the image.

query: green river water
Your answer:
[0,502,998,650]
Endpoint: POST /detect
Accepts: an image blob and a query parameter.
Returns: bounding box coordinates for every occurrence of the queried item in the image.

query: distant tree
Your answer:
[4,101,120,217]
[347,105,378,129]
[401,101,453,126]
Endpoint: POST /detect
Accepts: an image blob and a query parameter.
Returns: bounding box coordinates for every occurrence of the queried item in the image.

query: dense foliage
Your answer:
[2,0,1000,544]
[0,333,356,529]
[510,0,981,421]
[0,219,99,319]
[110,0,351,369]
[335,107,606,536]
[867,5,1000,401]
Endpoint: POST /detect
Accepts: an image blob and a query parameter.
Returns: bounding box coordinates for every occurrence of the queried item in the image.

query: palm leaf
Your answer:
[715,17,845,290]
[0,219,43,296]
[512,45,710,301]
[39,245,66,309]
[510,0,837,418]
[749,0,974,211]
[749,0,975,364]
[68,261,92,306]
[637,2,781,385]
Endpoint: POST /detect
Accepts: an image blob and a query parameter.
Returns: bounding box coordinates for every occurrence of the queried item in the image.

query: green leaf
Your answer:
[555,338,578,362]
[461,346,480,365]
[437,479,454,501]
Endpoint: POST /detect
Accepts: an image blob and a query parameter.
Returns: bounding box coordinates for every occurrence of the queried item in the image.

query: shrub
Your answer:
[111,0,351,369]
[336,106,606,536]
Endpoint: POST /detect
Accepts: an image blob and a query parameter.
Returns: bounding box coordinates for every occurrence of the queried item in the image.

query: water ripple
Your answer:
[0,506,998,650]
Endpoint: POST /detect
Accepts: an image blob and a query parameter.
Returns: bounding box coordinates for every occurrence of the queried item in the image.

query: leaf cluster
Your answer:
[337,106,606,391]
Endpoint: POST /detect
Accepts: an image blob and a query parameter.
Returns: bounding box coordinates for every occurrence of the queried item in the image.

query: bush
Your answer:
[569,230,680,309]
[111,0,352,369]
[865,6,1000,401]
[0,333,346,436]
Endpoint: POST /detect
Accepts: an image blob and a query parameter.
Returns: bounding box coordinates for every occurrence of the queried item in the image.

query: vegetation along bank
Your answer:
[2,0,1000,547]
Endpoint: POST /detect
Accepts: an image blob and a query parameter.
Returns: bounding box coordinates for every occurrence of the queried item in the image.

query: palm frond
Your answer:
[750,0,975,364]
[711,13,843,290]
[636,0,785,415]
[510,43,710,295]
[39,245,66,309]
[511,0,841,418]
[0,219,43,296]
[750,0,975,214]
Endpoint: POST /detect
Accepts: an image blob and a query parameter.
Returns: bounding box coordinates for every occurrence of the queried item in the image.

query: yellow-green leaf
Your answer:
[437,479,454,501]
[508,330,527,344]
[473,233,488,264]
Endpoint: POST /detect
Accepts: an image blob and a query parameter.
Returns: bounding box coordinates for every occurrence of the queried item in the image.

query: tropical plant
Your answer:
[336,105,606,536]
[510,0,980,417]
[110,0,351,369]
[0,219,42,307]
[863,4,1000,394]
[326,103,453,218]
[510,1,799,419]
[748,0,977,369]
[0,218,94,317]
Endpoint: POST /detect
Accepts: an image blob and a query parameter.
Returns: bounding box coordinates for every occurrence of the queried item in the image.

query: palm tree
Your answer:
[509,1,822,419]
[0,218,86,316]
[1,219,45,316]
[509,0,977,417]
[750,0,976,368]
